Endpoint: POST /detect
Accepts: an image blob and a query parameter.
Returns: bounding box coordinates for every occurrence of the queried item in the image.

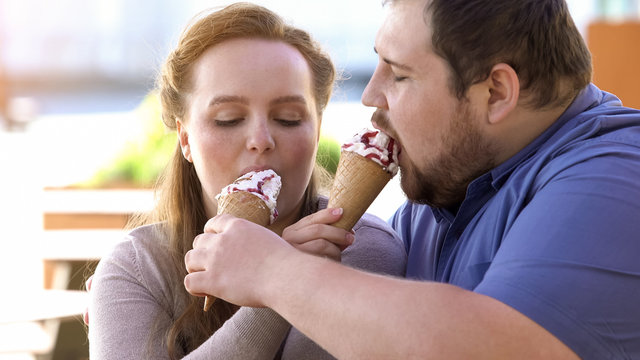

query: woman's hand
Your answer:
[281,208,354,261]
[83,275,93,325]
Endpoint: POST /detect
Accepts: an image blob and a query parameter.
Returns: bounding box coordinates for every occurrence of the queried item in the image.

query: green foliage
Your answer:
[82,93,175,189]
[81,92,341,189]
[316,135,341,175]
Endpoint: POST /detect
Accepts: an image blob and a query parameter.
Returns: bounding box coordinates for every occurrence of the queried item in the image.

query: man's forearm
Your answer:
[262,251,578,359]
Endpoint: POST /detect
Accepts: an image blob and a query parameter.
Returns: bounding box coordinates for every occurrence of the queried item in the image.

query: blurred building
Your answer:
[0,0,183,83]
[0,0,385,114]
[0,0,638,114]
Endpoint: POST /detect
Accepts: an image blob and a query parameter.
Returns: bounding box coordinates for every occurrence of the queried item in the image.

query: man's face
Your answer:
[362,0,497,208]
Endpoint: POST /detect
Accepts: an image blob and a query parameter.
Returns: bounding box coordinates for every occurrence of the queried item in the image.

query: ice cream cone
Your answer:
[328,150,393,230]
[217,191,272,226]
[203,191,272,311]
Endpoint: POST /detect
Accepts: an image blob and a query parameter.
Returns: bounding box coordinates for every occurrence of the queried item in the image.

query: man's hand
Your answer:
[184,214,295,307]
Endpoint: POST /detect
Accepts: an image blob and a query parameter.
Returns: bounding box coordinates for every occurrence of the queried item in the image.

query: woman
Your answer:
[88,3,406,359]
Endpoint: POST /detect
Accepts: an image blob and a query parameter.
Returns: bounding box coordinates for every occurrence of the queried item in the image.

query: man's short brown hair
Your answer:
[418,0,592,109]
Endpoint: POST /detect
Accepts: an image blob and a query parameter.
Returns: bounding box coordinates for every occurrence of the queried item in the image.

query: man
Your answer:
[185,0,640,358]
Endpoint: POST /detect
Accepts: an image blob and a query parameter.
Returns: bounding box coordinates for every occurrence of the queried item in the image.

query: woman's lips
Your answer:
[239,165,273,177]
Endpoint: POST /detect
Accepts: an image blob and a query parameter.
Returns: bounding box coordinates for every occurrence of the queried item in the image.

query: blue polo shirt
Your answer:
[389,84,640,359]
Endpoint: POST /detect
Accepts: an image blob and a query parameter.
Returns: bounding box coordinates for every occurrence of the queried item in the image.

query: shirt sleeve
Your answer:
[89,234,291,360]
[475,146,640,359]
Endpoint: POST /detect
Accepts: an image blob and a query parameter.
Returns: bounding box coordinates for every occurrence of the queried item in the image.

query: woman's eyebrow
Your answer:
[208,95,249,107]
[270,95,307,106]
[207,95,306,107]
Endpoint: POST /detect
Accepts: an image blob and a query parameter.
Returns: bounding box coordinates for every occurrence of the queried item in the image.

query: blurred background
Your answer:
[0,0,639,359]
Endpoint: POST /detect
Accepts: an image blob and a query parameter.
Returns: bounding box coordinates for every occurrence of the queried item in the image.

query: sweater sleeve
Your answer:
[89,228,291,359]
[186,307,290,359]
[89,236,174,359]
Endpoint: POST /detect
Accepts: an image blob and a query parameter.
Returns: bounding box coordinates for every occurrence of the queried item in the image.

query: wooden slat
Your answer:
[0,322,53,355]
[43,213,131,230]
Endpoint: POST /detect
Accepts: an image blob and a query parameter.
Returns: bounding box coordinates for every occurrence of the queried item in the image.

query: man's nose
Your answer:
[361,68,388,109]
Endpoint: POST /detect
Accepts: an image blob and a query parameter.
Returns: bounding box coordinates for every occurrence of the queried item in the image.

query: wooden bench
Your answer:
[33,189,153,359]
[42,189,154,230]
[0,290,89,357]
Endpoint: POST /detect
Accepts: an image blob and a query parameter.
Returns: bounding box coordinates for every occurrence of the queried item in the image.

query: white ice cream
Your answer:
[216,169,281,223]
[342,128,399,176]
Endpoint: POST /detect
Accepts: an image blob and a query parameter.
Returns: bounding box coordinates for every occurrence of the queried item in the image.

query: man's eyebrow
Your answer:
[208,95,249,107]
[373,46,414,72]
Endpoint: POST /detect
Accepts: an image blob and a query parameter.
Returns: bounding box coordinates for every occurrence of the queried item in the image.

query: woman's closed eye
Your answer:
[214,118,243,127]
[275,118,301,127]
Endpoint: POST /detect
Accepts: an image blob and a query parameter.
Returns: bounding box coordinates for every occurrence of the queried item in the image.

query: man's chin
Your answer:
[399,168,430,205]
[398,166,456,208]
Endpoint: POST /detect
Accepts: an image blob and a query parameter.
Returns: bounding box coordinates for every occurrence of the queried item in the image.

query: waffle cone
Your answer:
[204,191,271,311]
[216,191,271,226]
[328,151,392,230]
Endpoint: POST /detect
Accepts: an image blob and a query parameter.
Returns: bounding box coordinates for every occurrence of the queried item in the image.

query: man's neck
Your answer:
[492,102,570,166]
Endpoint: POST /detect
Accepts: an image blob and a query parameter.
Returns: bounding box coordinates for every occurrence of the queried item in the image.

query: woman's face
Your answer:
[178,38,320,227]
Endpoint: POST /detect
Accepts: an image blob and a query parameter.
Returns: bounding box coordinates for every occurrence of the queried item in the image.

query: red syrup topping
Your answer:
[341,130,397,167]
[228,173,277,201]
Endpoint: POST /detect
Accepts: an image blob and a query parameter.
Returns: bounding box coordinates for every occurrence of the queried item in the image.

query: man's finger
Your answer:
[185,248,208,274]
[184,271,214,297]
[203,213,240,233]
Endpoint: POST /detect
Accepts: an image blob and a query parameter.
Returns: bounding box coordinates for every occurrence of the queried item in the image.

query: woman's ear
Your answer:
[176,119,193,162]
[486,63,519,124]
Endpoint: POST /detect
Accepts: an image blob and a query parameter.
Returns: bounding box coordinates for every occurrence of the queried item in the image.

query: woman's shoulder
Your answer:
[346,213,407,276]
[316,195,401,239]
[353,212,395,234]
[94,223,179,302]
[105,223,172,267]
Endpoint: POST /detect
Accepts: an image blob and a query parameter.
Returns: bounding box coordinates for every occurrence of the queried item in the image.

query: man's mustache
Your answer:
[371,108,390,130]
[371,109,397,141]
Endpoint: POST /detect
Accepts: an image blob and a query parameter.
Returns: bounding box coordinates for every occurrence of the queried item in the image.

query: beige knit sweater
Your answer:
[89,199,406,359]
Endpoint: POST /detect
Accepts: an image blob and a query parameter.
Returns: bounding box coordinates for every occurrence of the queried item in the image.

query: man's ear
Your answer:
[486,63,519,124]
[176,119,193,163]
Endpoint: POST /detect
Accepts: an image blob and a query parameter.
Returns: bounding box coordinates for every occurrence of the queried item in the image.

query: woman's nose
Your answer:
[246,119,275,153]
[361,67,388,109]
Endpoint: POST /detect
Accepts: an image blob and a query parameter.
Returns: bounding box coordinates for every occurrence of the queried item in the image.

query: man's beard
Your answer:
[400,101,498,209]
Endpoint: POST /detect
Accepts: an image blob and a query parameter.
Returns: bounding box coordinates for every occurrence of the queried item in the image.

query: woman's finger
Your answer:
[284,222,354,248]
[294,239,342,261]
[85,275,93,291]
[286,207,343,231]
